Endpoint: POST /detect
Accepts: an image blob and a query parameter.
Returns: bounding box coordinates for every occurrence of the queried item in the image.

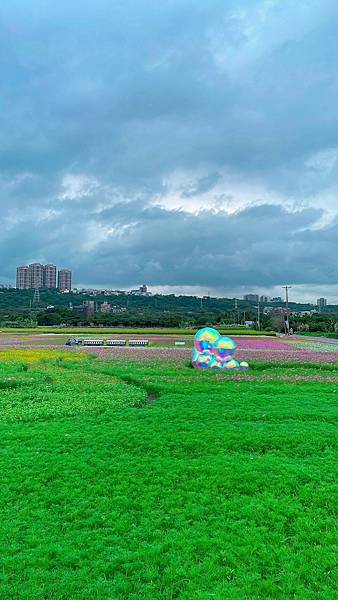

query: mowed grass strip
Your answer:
[0,355,337,599]
[0,326,276,336]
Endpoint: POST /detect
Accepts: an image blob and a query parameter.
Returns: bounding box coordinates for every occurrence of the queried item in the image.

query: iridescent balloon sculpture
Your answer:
[192,327,249,371]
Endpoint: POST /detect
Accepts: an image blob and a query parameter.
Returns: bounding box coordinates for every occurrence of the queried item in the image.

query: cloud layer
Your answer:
[1,0,338,297]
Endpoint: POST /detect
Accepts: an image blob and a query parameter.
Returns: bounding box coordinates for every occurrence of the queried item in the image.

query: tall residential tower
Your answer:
[28,263,44,289]
[16,266,30,290]
[43,264,57,288]
[58,269,72,292]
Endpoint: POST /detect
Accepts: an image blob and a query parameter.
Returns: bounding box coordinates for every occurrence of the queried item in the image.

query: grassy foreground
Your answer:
[0,352,337,599]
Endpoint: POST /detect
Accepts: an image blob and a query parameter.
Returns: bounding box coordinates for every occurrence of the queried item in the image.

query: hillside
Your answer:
[0,288,321,313]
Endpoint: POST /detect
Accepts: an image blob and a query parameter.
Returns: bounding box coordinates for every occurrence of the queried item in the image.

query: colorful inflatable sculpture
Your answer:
[192,327,249,371]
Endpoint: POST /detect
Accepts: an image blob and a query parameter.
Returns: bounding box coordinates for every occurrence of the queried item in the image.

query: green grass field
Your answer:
[0,352,337,599]
[0,326,276,336]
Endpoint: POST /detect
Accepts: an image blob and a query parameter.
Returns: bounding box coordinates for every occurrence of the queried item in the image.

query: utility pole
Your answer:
[234,298,239,324]
[282,285,292,335]
[253,304,261,330]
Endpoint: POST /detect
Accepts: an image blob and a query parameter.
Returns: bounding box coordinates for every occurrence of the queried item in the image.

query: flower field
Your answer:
[0,344,337,599]
[1,332,338,364]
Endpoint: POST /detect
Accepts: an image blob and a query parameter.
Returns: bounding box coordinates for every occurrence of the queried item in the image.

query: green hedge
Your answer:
[296,331,337,338]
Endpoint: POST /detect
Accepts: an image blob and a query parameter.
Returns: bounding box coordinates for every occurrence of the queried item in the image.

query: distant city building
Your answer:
[103,290,120,296]
[16,266,30,290]
[43,264,57,289]
[271,296,283,303]
[111,305,127,313]
[95,302,126,314]
[58,269,72,292]
[260,295,270,303]
[100,301,112,314]
[29,263,44,289]
[317,297,327,308]
[16,263,72,290]
[129,284,151,296]
[0,283,14,289]
[83,300,95,317]
[243,294,259,302]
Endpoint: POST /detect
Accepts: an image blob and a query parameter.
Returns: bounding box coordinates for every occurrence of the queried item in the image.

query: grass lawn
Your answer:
[0,352,337,599]
[0,326,276,336]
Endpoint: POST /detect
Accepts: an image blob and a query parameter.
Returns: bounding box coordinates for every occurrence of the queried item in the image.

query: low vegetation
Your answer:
[0,350,336,599]
[0,326,275,336]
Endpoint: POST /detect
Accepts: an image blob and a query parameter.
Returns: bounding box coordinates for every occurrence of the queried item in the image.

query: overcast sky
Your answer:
[1,0,338,301]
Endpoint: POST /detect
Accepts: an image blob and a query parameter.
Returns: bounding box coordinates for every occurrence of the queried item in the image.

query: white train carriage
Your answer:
[128,339,149,346]
[106,339,127,346]
[82,339,104,346]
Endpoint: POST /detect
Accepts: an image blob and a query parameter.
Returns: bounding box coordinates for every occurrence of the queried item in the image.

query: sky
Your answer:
[1,0,338,302]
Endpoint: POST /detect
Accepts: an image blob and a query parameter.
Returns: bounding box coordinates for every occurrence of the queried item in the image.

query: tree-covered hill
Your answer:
[0,287,320,313]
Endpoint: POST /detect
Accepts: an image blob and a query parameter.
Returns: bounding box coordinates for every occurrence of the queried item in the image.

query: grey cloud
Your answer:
[2,197,333,291]
[0,0,336,187]
[0,0,338,291]
[182,173,222,198]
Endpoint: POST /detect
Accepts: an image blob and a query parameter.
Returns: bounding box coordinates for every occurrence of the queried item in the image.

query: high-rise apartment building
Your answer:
[29,263,44,289]
[243,294,259,302]
[317,297,327,308]
[58,269,72,291]
[43,264,57,288]
[16,263,72,290]
[16,266,30,289]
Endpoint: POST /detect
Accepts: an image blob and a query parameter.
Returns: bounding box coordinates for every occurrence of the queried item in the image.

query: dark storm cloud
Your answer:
[1,0,338,289]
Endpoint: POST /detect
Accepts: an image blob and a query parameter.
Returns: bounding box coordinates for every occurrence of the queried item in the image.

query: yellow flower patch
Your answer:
[0,349,86,364]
